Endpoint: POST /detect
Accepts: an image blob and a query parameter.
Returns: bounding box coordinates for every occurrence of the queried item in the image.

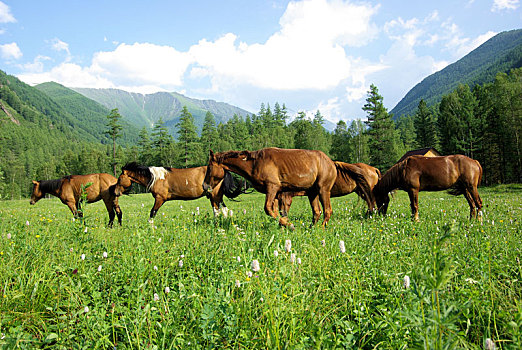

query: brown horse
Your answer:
[373,155,483,221]
[30,173,122,227]
[276,162,378,216]
[113,162,242,221]
[203,148,337,228]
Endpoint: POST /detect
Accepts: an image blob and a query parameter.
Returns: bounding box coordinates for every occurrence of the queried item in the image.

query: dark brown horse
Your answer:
[30,173,122,227]
[203,148,337,228]
[275,161,378,216]
[373,155,483,221]
[113,162,242,221]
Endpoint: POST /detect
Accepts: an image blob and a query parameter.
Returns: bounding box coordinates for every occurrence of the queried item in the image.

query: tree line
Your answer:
[0,69,520,199]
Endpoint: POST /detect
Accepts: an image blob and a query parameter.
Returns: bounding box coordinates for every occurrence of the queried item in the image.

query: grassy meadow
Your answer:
[0,186,521,349]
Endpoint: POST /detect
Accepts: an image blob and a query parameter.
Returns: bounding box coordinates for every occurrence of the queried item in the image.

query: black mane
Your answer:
[122,162,152,178]
[38,178,64,193]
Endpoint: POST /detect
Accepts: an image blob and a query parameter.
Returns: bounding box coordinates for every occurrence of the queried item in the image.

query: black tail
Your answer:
[222,171,250,200]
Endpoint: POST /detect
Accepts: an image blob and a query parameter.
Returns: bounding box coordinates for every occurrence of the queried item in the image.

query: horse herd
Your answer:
[29,147,483,228]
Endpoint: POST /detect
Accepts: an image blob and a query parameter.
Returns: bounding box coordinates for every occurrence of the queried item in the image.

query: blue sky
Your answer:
[0,0,520,122]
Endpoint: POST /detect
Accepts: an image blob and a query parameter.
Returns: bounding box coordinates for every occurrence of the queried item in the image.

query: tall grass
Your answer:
[1,186,521,348]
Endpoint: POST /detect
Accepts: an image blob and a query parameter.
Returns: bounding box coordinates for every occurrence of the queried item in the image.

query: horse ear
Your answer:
[209,149,215,161]
[32,180,39,185]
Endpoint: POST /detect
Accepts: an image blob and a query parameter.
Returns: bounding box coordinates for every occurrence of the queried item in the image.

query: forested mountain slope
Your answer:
[391,29,522,118]
[72,88,252,135]
[36,82,140,145]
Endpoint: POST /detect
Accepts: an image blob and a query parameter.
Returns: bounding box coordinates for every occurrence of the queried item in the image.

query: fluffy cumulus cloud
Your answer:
[190,0,379,91]
[492,0,520,11]
[0,42,22,60]
[0,1,15,23]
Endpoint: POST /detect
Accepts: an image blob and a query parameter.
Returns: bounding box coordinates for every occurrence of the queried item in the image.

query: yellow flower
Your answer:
[246,277,251,281]
[0,251,3,255]
[36,235,40,238]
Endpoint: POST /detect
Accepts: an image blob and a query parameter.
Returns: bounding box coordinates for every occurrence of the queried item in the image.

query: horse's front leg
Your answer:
[318,189,333,227]
[407,189,419,222]
[149,197,165,223]
[308,193,322,227]
[264,185,290,227]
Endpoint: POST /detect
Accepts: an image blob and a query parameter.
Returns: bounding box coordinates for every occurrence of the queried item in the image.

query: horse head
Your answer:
[203,150,226,194]
[29,180,43,205]
[114,170,133,196]
[373,187,390,215]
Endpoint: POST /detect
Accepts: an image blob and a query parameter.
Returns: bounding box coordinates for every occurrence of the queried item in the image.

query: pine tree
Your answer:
[363,84,400,169]
[137,127,152,164]
[106,108,123,176]
[151,117,174,165]
[413,99,438,149]
[330,120,351,162]
[176,106,199,168]
[348,119,370,164]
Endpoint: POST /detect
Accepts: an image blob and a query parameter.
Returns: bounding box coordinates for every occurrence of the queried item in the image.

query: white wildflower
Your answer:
[404,275,411,289]
[178,260,183,268]
[247,271,253,278]
[290,253,296,264]
[229,209,233,217]
[274,250,279,257]
[6,233,11,239]
[158,238,161,243]
[321,239,325,247]
[252,259,260,272]
[165,286,170,294]
[235,280,241,288]
[285,239,292,253]
[84,306,89,313]
[485,338,496,350]
[154,265,158,271]
[81,254,86,260]
[297,258,302,265]
[103,251,108,258]
[236,256,241,263]
[339,240,346,254]
[97,265,102,272]
[25,220,30,226]
[154,293,159,301]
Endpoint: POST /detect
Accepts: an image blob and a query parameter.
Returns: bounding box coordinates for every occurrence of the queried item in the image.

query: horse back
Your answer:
[65,173,116,202]
[163,166,206,199]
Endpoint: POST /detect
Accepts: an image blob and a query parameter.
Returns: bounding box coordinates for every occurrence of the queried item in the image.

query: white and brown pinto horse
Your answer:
[114,162,241,221]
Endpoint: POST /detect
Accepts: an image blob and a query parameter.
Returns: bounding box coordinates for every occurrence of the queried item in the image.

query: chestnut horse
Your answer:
[276,162,379,216]
[30,173,122,227]
[113,162,242,221]
[203,148,337,228]
[373,155,483,221]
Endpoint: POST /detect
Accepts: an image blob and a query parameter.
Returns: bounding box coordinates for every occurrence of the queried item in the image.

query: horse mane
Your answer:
[335,162,372,200]
[122,162,172,191]
[374,161,403,195]
[215,150,258,162]
[38,178,64,193]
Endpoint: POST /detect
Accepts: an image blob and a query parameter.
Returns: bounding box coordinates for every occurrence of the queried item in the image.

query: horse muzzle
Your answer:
[29,199,35,205]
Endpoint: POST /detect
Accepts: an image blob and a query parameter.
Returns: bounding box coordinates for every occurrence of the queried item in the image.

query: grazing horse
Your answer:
[276,162,378,216]
[203,148,337,228]
[373,155,483,221]
[113,162,242,220]
[30,173,122,227]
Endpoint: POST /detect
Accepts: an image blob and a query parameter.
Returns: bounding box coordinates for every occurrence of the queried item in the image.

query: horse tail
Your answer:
[335,162,374,206]
[222,171,244,200]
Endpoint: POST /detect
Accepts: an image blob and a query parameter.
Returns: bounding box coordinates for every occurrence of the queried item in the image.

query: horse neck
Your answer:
[40,179,63,197]
[221,156,254,181]
[129,172,151,188]
[379,164,401,193]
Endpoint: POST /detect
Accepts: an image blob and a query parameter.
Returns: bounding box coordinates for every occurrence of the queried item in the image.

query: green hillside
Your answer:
[35,82,140,145]
[391,29,522,118]
[72,88,252,136]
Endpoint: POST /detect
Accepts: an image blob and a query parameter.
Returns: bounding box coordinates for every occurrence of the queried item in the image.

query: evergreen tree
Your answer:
[106,108,123,176]
[151,117,174,165]
[414,99,438,149]
[330,120,352,162]
[396,115,417,151]
[363,84,400,169]
[176,106,199,168]
[137,127,153,164]
[348,119,370,164]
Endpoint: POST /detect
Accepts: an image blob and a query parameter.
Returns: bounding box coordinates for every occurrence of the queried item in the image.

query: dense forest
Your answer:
[0,67,521,199]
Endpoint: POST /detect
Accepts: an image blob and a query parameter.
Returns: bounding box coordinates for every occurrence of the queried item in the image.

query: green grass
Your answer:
[1,186,521,349]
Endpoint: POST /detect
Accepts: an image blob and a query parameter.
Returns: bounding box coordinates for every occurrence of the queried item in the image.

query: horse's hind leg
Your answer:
[149,197,165,222]
[471,187,483,220]
[307,193,322,227]
[463,189,477,219]
[318,189,332,227]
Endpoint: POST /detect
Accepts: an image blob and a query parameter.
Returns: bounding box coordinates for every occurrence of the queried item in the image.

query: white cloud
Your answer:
[189,0,380,90]
[492,0,519,11]
[0,1,15,23]
[51,38,70,55]
[20,55,51,72]
[0,42,22,60]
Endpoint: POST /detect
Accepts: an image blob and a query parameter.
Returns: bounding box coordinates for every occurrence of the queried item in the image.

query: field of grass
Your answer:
[1,186,521,349]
